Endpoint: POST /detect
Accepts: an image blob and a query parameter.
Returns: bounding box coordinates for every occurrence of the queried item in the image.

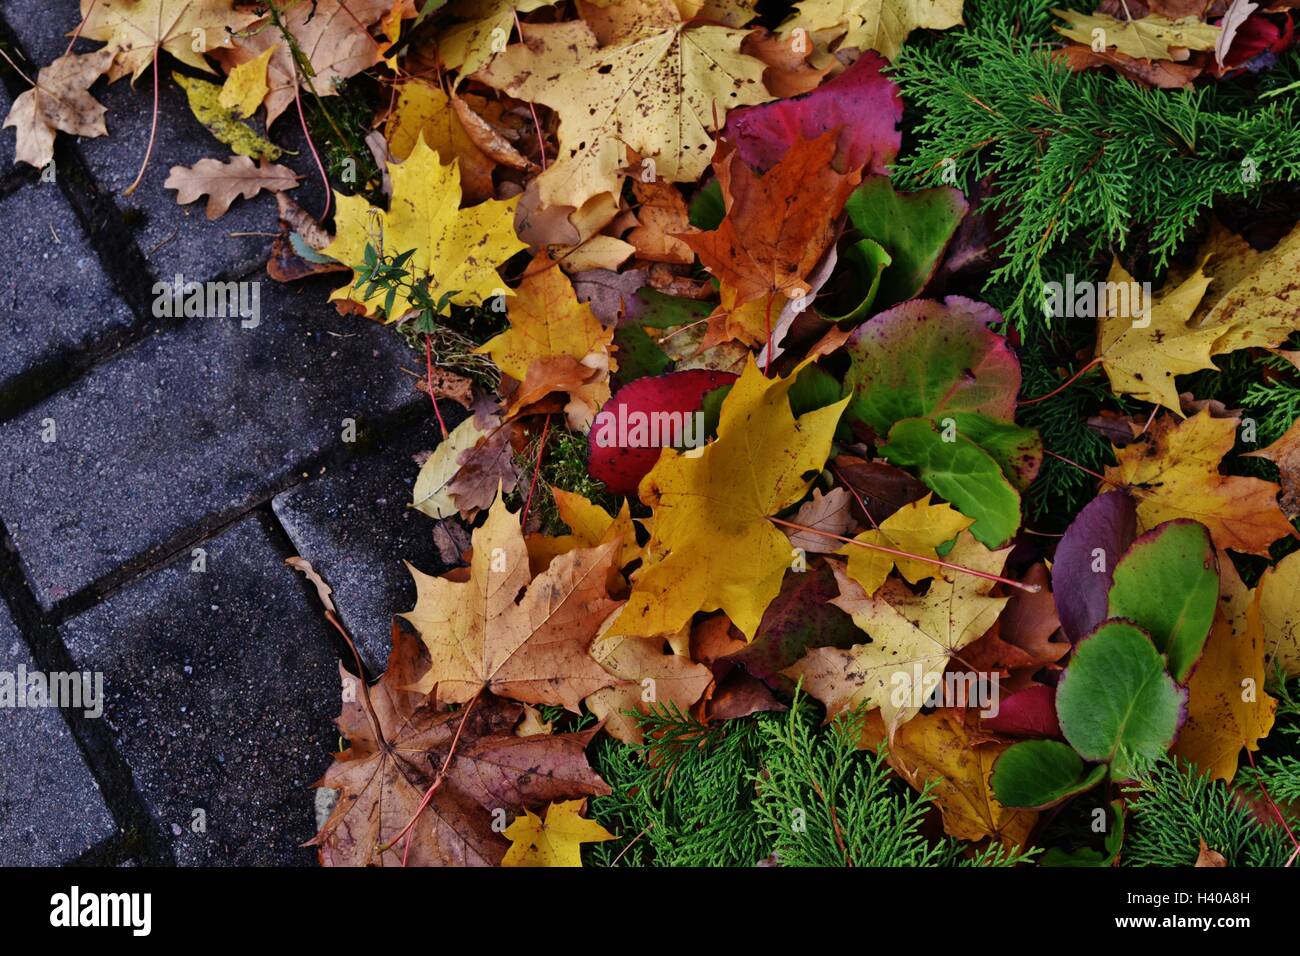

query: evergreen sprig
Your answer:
[892,7,1300,328]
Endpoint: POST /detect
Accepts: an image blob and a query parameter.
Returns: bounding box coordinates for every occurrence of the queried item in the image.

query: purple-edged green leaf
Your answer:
[991,739,1107,809]
[1107,520,1219,683]
[842,296,1019,437]
[723,563,861,694]
[879,417,1022,547]
[612,325,670,386]
[844,175,968,307]
[721,52,902,174]
[1052,492,1138,644]
[689,179,724,230]
[1056,620,1187,780]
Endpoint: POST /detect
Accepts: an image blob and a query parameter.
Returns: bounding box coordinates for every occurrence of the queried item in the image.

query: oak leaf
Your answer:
[164,155,299,220]
[403,493,623,710]
[1103,410,1294,555]
[477,19,770,209]
[3,49,114,168]
[321,135,526,320]
[615,357,848,640]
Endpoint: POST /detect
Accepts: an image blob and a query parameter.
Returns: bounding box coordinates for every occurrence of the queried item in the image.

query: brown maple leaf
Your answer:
[311,624,609,867]
[403,492,623,710]
[3,49,115,168]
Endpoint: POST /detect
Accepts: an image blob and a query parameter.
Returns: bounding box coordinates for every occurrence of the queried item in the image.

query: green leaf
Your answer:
[689,179,725,230]
[991,739,1106,809]
[818,238,891,323]
[612,325,670,386]
[949,412,1042,491]
[1107,520,1218,683]
[637,289,713,330]
[843,175,966,307]
[1056,621,1186,780]
[878,417,1021,547]
[1040,800,1125,867]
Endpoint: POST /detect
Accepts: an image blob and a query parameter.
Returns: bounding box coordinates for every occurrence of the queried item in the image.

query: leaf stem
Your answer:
[767,515,1039,592]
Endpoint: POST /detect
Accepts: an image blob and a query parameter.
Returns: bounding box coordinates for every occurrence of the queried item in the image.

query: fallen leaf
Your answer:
[164,155,298,220]
[478,19,770,209]
[866,708,1038,845]
[501,799,616,866]
[403,493,623,711]
[1195,837,1229,867]
[839,494,974,596]
[1172,559,1275,781]
[384,79,497,204]
[3,49,114,168]
[789,535,1010,735]
[616,358,847,639]
[311,626,609,866]
[585,629,711,744]
[440,0,557,80]
[1104,410,1294,555]
[777,0,966,61]
[82,0,257,83]
[682,133,861,347]
[218,43,274,117]
[1256,549,1300,676]
[1052,9,1221,61]
[786,488,856,554]
[172,72,283,160]
[322,135,526,319]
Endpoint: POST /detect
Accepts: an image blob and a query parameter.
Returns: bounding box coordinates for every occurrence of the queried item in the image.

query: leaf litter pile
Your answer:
[13,0,1300,868]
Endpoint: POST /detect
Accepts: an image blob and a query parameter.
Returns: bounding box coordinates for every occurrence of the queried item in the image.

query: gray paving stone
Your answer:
[60,516,341,865]
[0,182,137,394]
[0,598,117,864]
[0,275,420,609]
[0,71,13,169]
[2,1,320,285]
[1,0,84,68]
[273,415,464,673]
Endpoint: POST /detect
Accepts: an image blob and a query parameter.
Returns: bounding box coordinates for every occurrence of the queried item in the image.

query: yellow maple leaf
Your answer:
[402,493,622,711]
[1257,550,1300,677]
[777,0,965,62]
[1053,9,1220,62]
[383,79,497,203]
[321,135,526,320]
[1104,410,1295,556]
[1172,560,1276,781]
[477,258,616,429]
[788,534,1010,735]
[526,488,640,572]
[218,44,274,118]
[478,19,769,209]
[82,0,258,83]
[839,494,974,595]
[501,800,616,867]
[614,357,847,640]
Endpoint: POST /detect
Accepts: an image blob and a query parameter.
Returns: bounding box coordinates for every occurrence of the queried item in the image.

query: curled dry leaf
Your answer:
[3,49,115,169]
